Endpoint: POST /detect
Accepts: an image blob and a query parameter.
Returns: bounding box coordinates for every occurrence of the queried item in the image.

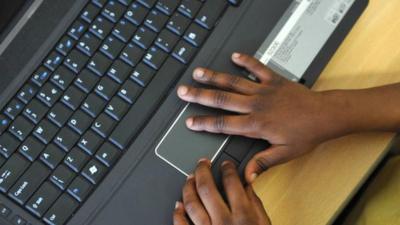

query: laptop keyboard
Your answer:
[0,0,230,224]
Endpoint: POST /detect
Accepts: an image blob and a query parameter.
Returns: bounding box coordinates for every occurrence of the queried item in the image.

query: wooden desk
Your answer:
[254,1,400,225]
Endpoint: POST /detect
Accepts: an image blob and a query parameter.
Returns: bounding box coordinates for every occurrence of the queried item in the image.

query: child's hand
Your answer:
[177,53,352,183]
[173,159,271,225]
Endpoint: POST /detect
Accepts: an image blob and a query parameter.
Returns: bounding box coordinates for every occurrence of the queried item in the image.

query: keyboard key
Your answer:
[54,128,79,152]
[119,43,144,66]
[37,83,62,107]
[24,99,48,124]
[132,26,156,50]
[11,215,26,225]
[64,148,90,172]
[68,20,88,40]
[87,52,112,76]
[184,23,208,47]
[112,19,137,43]
[17,83,38,104]
[179,0,201,19]
[34,120,59,144]
[124,2,148,26]
[43,194,79,225]
[118,0,132,6]
[4,99,24,120]
[195,0,227,29]
[81,93,107,118]
[19,136,44,162]
[92,0,107,8]
[77,32,102,57]
[44,51,64,71]
[26,182,61,217]
[172,40,197,64]
[56,36,76,56]
[90,16,113,40]
[0,115,11,135]
[92,113,117,138]
[82,159,107,184]
[68,110,93,135]
[95,77,119,101]
[105,97,129,121]
[102,0,126,23]
[64,49,89,74]
[61,86,86,110]
[155,29,179,53]
[81,3,101,23]
[74,69,99,93]
[0,133,20,158]
[110,57,185,149]
[156,0,179,16]
[118,79,143,104]
[78,131,103,155]
[31,67,51,87]
[50,164,76,190]
[40,144,66,169]
[95,142,121,167]
[0,204,12,218]
[130,63,155,87]
[167,13,191,36]
[143,46,168,70]
[8,161,50,205]
[138,0,157,9]
[47,103,73,127]
[100,35,125,60]
[144,9,168,33]
[67,176,93,202]
[9,117,34,141]
[0,154,30,193]
[107,60,132,84]
[51,66,76,90]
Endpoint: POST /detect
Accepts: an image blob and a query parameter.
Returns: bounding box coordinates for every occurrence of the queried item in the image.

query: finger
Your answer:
[192,68,261,95]
[245,146,290,183]
[245,186,271,224]
[195,159,230,223]
[173,202,190,225]
[186,115,260,139]
[221,161,249,212]
[182,175,211,225]
[231,53,278,84]
[177,86,253,113]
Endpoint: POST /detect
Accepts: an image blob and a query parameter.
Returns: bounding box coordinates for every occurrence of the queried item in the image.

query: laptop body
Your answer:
[0,0,368,224]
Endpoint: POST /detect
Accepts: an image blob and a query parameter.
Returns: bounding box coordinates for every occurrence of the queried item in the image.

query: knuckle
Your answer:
[226,75,241,90]
[213,116,226,132]
[213,91,229,107]
[196,178,212,197]
[255,157,271,172]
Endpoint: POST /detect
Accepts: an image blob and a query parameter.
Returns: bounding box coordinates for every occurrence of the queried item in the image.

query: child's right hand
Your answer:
[177,53,355,183]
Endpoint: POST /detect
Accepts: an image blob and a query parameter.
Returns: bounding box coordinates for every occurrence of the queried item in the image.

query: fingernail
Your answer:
[232,52,241,59]
[186,118,194,127]
[187,174,194,181]
[193,69,205,79]
[250,173,258,182]
[175,201,181,209]
[198,158,210,165]
[177,86,189,96]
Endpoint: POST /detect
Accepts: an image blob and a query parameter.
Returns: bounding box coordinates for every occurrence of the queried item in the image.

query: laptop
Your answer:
[0,0,368,224]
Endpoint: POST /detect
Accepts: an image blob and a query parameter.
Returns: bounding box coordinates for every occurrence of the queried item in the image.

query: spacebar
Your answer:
[109,57,186,150]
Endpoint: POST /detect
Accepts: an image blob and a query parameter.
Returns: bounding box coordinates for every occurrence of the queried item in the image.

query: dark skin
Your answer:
[173,159,271,225]
[174,53,400,224]
[177,53,400,183]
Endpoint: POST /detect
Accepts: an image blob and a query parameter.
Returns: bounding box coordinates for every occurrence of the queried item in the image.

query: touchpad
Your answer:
[155,103,229,176]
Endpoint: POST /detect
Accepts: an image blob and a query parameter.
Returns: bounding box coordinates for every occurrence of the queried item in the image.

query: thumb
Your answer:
[245,146,289,183]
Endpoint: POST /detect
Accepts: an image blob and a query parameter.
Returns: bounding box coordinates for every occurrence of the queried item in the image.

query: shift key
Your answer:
[8,161,50,205]
[0,154,30,193]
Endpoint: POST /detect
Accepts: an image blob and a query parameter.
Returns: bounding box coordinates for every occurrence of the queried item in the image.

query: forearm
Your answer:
[324,83,400,135]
